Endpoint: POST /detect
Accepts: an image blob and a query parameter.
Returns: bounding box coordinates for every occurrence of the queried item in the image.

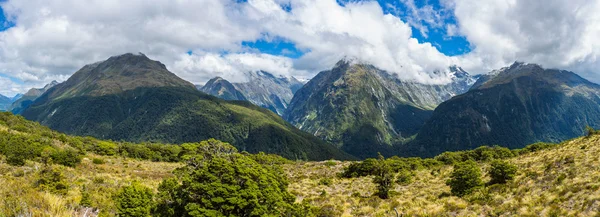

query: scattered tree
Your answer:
[446,160,483,197]
[489,160,518,184]
[154,140,298,217]
[373,153,395,199]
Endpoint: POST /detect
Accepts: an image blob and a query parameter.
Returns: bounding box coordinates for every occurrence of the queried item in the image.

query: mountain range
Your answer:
[407,62,600,157]
[199,71,304,115]
[0,93,23,111]
[9,80,59,114]
[282,59,479,158]
[12,52,600,160]
[0,95,11,111]
[20,53,351,161]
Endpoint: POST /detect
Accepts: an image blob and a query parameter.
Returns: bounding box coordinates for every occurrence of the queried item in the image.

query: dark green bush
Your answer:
[446,160,483,197]
[51,148,82,167]
[488,160,518,185]
[116,182,154,217]
[36,166,70,195]
[340,158,377,178]
[80,186,92,207]
[92,158,105,164]
[154,140,297,217]
[373,154,394,199]
[319,178,333,186]
[93,141,118,156]
[435,146,514,165]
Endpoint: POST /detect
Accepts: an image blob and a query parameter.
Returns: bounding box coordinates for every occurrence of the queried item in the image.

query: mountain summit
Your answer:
[284,60,432,158]
[283,59,479,158]
[47,53,195,100]
[21,53,351,160]
[408,62,600,157]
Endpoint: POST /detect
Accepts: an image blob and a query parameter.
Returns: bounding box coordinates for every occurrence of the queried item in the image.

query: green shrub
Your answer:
[518,142,556,155]
[340,158,377,178]
[80,186,92,207]
[92,158,105,164]
[93,141,118,156]
[396,170,413,185]
[488,160,518,185]
[324,160,337,167]
[116,182,154,217]
[435,146,514,165]
[319,178,333,186]
[586,126,599,137]
[373,154,394,199]
[446,160,483,197]
[36,166,70,195]
[51,148,82,167]
[154,140,297,216]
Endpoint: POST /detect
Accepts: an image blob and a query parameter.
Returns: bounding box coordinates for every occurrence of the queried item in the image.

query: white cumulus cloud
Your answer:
[1,0,600,96]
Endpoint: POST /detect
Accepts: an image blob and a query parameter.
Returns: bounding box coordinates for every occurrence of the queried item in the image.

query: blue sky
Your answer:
[240,0,471,59]
[0,2,12,32]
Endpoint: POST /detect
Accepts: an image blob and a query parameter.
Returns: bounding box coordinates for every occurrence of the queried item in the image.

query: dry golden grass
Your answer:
[285,135,600,217]
[2,134,600,216]
[0,154,181,217]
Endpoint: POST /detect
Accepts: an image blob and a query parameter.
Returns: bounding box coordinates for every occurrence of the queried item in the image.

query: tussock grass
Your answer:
[285,135,600,216]
[2,132,600,216]
[0,154,180,216]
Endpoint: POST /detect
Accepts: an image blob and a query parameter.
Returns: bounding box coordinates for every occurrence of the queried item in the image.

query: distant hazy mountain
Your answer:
[10,80,59,114]
[375,65,480,110]
[408,62,600,157]
[199,71,303,115]
[11,94,23,102]
[0,94,11,111]
[199,77,247,101]
[22,53,351,160]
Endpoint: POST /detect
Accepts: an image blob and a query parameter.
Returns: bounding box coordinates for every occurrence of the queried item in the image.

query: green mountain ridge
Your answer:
[21,53,352,161]
[47,53,196,100]
[284,60,433,159]
[408,62,600,157]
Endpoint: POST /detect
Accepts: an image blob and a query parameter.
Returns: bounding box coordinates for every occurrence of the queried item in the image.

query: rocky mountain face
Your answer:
[375,65,480,110]
[283,59,435,158]
[199,71,303,115]
[10,80,59,114]
[408,62,600,157]
[22,53,352,161]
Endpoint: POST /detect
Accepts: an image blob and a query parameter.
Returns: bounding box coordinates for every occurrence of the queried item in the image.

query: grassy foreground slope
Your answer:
[2,111,600,216]
[286,135,600,216]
